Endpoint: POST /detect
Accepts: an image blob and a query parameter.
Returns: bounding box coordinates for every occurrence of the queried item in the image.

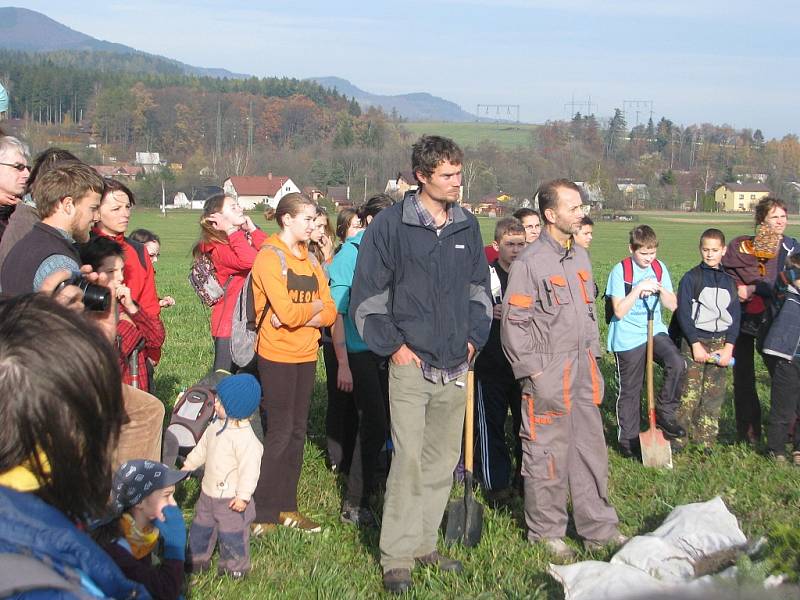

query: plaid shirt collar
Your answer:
[411,192,453,230]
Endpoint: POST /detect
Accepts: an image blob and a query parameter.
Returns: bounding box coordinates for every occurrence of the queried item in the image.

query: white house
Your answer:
[223,173,301,209]
[135,152,162,174]
[171,191,189,208]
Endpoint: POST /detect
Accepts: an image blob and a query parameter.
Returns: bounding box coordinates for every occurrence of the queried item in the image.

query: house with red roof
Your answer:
[91,164,144,180]
[223,172,301,209]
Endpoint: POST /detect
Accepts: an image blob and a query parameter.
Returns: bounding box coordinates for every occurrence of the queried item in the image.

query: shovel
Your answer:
[445,368,484,547]
[639,295,673,469]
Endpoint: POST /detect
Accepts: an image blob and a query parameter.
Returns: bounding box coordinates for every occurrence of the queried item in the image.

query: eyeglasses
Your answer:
[0,162,31,172]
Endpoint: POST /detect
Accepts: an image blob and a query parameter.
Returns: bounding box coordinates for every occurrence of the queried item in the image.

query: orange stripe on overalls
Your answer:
[587,349,601,405]
[577,270,593,304]
[525,393,536,441]
[562,360,572,412]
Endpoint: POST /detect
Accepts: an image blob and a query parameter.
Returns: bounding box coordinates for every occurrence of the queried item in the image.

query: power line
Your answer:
[475,104,520,123]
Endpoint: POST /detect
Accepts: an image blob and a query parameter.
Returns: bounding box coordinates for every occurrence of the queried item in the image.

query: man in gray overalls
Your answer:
[501,179,625,560]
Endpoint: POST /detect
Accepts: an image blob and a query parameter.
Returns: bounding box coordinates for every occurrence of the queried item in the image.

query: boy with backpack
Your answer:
[605,225,687,459]
[673,228,740,450]
[183,373,263,578]
[763,253,800,464]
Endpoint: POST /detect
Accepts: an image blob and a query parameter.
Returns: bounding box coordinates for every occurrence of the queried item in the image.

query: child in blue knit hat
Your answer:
[183,373,263,578]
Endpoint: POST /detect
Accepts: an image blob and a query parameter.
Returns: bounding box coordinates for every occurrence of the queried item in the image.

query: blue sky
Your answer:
[16,0,800,138]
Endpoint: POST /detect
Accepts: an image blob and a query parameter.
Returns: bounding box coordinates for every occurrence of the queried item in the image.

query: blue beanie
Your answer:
[216,374,261,420]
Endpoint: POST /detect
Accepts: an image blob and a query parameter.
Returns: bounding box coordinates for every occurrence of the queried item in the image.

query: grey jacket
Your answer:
[501,228,602,380]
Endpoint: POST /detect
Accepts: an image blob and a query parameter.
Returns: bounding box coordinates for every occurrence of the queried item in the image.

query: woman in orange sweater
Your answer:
[250,193,336,533]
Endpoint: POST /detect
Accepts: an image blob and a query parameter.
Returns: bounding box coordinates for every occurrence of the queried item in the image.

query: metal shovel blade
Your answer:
[445,472,484,547]
[444,370,484,546]
[640,426,673,469]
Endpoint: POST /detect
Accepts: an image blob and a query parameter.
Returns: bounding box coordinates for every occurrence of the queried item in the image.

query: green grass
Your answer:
[130,209,800,598]
[403,121,538,149]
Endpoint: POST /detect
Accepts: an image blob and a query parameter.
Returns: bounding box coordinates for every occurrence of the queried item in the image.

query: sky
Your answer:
[14,0,800,138]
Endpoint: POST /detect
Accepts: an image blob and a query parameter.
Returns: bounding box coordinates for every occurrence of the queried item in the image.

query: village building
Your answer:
[327,185,353,209]
[715,182,771,212]
[223,173,300,210]
[91,164,144,181]
[472,193,512,216]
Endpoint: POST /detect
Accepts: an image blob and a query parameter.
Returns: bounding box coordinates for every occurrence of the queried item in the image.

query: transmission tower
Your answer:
[622,100,654,127]
[476,104,520,123]
[563,94,597,118]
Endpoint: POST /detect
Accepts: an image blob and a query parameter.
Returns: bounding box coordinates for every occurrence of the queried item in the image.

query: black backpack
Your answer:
[604,256,664,324]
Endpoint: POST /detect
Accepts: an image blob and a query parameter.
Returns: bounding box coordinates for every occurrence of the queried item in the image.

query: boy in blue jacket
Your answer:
[674,228,740,450]
[606,225,687,458]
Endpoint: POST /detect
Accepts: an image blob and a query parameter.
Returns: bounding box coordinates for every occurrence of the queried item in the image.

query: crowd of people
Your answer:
[0,129,798,597]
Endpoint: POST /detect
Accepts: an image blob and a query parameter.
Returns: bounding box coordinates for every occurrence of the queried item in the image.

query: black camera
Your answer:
[55,271,111,312]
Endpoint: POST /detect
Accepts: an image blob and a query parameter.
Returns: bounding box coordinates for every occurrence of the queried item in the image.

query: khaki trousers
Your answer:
[379,363,466,572]
[114,384,165,470]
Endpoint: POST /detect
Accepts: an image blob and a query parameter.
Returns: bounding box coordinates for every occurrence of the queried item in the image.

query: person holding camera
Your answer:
[1,161,104,295]
[80,236,166,393]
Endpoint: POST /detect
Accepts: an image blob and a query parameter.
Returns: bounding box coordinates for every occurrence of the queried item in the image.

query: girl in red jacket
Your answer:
[79,236,165,393]
[192,193,267,371]
[93,179,162,319]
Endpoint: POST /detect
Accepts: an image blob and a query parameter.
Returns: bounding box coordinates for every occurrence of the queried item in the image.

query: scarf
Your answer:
[119,513,159,560]
[0,450,51,492]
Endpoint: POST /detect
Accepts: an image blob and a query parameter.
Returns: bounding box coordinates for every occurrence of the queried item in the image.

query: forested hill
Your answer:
[0,47,390,185]
[0,6,248,79]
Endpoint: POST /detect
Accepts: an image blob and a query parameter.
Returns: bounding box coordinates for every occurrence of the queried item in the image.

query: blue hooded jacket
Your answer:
[0,485,150,599]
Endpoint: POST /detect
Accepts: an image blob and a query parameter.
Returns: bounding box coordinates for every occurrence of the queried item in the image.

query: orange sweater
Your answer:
[251,234,337,363]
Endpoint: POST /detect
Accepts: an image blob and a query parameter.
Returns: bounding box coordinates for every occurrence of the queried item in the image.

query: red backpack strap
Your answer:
[651,259,663,282]
[621,257,634,295]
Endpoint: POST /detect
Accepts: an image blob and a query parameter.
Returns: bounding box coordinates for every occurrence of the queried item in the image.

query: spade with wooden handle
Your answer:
[445,368,484,546]
[639,294,673,469]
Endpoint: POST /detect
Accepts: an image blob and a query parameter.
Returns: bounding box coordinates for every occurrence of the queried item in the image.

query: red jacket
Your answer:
[201,228,267,338]
[117,308,166,392]
[92,228,162,318]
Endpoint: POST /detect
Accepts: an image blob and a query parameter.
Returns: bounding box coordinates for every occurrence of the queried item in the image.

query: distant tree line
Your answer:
[1,49,798,211]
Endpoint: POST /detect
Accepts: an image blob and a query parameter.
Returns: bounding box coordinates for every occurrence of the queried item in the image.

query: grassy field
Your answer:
[402,122,538,149]
[131,209,800,599]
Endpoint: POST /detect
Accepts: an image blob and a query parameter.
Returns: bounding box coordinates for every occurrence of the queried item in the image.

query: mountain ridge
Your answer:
[0,7,486,122]
[0,6,249,79]
[310,76,480,122]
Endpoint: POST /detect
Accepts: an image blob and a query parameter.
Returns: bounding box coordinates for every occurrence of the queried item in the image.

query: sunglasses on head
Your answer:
[0,162,31,172]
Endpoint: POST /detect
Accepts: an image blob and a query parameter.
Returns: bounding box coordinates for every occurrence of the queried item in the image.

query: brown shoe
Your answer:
[383,568,412,594]
[415,551,463,573]
[584,533,629,551]
[250,522,276,537]
[278,511,322,533]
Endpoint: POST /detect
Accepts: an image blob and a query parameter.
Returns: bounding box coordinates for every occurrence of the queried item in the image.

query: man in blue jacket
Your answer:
[350,135,492,594]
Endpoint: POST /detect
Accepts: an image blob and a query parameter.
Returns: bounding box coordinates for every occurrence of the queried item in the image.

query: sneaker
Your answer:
[770,453,788,465]
[279,511,322,533]
[415,551,463,573]
[186,560,210,574]
[383,568,412,594]
[584,533,629,551]
[340,502,377,528]
[792,451,800,467]
[250,522,276,537]
[218,569,246,580]
[618,439,641,461]
[485,486,515,508]
[540,538,576,560]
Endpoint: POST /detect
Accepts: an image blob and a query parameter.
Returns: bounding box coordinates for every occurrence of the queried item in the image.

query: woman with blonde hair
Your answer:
[193,193,266,371]
[250,193,336,534]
